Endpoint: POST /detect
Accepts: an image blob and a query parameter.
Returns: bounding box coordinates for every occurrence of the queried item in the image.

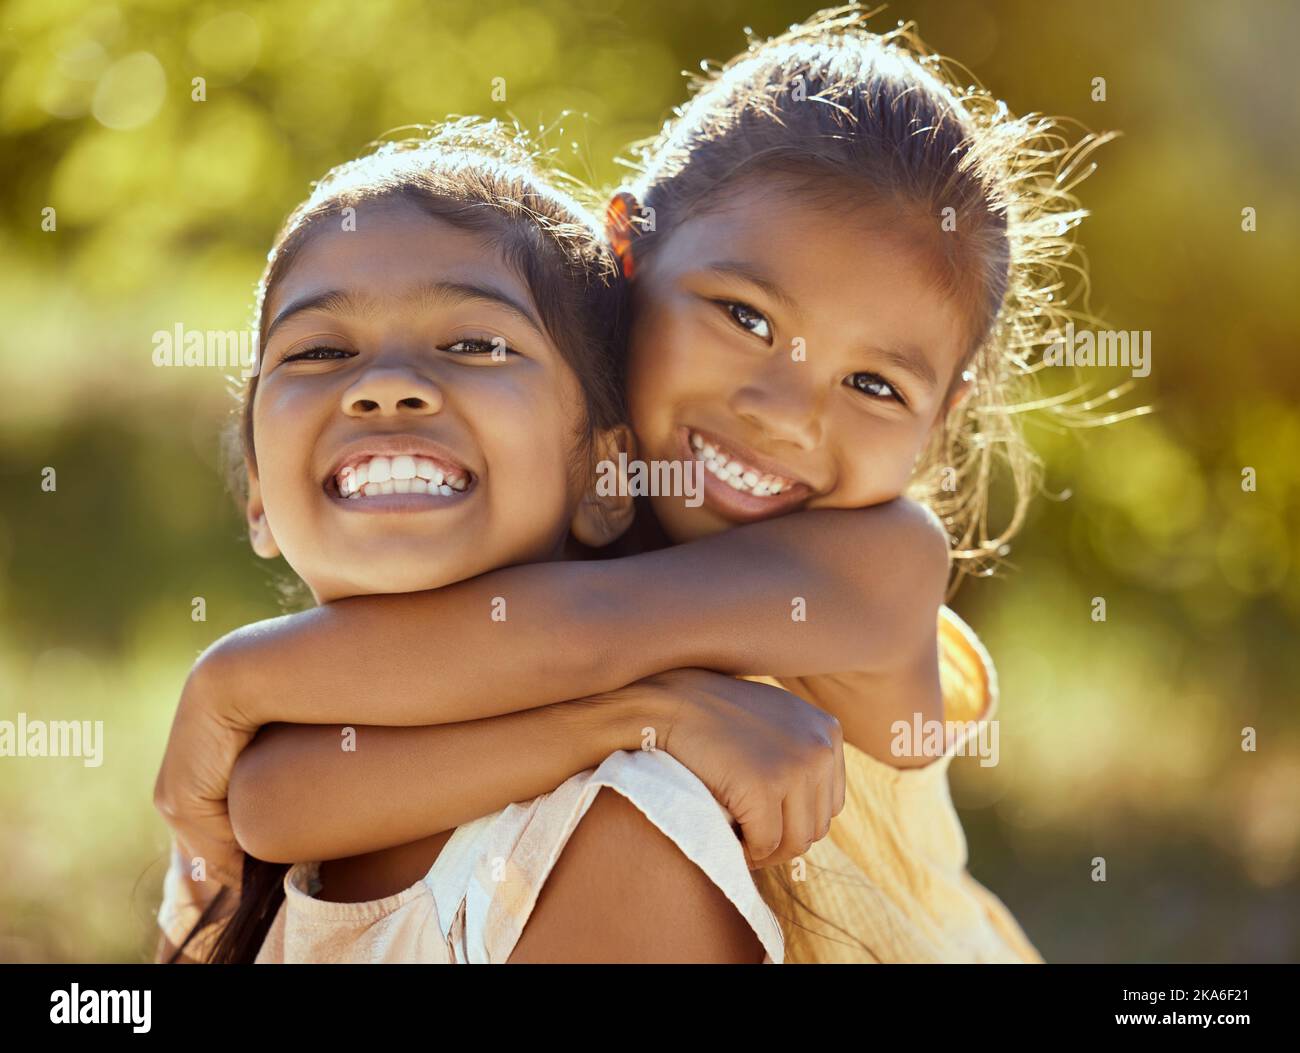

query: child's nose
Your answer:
[728,364,823,451]
[341,366,444,417]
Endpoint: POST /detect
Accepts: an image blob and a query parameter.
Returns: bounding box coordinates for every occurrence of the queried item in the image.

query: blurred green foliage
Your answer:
[1,0,1297,962]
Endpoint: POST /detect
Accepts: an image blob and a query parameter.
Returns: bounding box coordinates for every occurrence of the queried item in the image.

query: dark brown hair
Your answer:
[168,119,629,964]
[616,5,1114,960]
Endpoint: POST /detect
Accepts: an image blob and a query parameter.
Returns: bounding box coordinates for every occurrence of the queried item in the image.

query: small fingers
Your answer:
[738,797,783,871]
[767,781,817,871]
[830,722,847,817]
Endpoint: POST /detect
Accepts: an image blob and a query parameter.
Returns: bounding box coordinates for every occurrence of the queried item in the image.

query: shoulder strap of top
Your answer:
[938,605,998,724]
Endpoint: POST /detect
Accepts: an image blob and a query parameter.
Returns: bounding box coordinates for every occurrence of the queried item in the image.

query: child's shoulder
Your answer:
[462,749,784,963]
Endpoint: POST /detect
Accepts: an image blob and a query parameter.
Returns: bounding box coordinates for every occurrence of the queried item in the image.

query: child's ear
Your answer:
[930,368,976,438]
[948,369,976,411]
[244,461,281,559]
[570,425,637,548]
[604,190,642,280]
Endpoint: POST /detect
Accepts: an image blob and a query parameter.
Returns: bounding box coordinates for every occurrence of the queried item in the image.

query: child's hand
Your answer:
[633,669,846,872]
[153,653,255,891]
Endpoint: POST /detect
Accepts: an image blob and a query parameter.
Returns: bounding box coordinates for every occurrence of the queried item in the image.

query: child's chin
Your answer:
[312,559,480,602]
[648,492,731,544]
[359,569,468,595]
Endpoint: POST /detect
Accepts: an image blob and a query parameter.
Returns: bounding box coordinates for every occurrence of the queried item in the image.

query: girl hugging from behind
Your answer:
[156,8,1102,963]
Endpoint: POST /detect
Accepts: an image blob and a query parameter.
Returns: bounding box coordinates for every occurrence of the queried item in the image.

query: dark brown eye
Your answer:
[845,372,904,404]
[439,337,516,358]
[284,347,352,362]
[720,301,772,342]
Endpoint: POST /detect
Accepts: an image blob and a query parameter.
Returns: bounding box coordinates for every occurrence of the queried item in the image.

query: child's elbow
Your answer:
[893,497,953,595]
[843,499,951,665]
[227,741,299,864]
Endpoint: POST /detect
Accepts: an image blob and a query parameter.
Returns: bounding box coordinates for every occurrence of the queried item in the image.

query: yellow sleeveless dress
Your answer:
[748,606,1044,963]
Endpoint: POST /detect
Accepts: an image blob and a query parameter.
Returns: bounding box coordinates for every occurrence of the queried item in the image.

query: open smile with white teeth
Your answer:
[687,430,800,497]
[329,454,472,500]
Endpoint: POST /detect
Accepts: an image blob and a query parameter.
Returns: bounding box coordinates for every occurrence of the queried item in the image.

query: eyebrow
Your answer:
[869,344,939,392]
[265,280,546,343]
[698,260,800,315]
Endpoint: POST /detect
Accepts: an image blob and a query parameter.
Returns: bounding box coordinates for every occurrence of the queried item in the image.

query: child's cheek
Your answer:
[476,374,585,553]
[258,453,314,559]
[251,381,332,552]
[835,418,928,508]
[628,305,707,423]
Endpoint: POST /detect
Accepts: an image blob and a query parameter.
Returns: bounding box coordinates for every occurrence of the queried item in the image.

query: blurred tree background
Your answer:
[1,0,1297,962]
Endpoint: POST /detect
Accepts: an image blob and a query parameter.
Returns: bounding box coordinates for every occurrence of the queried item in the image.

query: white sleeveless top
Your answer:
[160,747,784,964]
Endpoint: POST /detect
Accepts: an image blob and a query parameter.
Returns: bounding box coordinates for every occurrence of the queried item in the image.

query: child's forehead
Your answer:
[264,207,531,321]
[652,178,940,293]
[288,204,488,274]
[667,173,909,247]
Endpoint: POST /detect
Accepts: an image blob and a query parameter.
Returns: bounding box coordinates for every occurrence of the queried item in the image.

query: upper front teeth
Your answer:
[689,431,791,497]
[336,455,468,498]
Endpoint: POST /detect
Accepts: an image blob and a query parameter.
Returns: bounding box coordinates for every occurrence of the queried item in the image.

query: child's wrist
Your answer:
[570,681,677,760]
[602,678,682,757]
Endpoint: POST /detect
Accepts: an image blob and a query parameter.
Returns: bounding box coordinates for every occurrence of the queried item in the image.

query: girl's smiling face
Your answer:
[248,200,598,602]
[623,179,974,542]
